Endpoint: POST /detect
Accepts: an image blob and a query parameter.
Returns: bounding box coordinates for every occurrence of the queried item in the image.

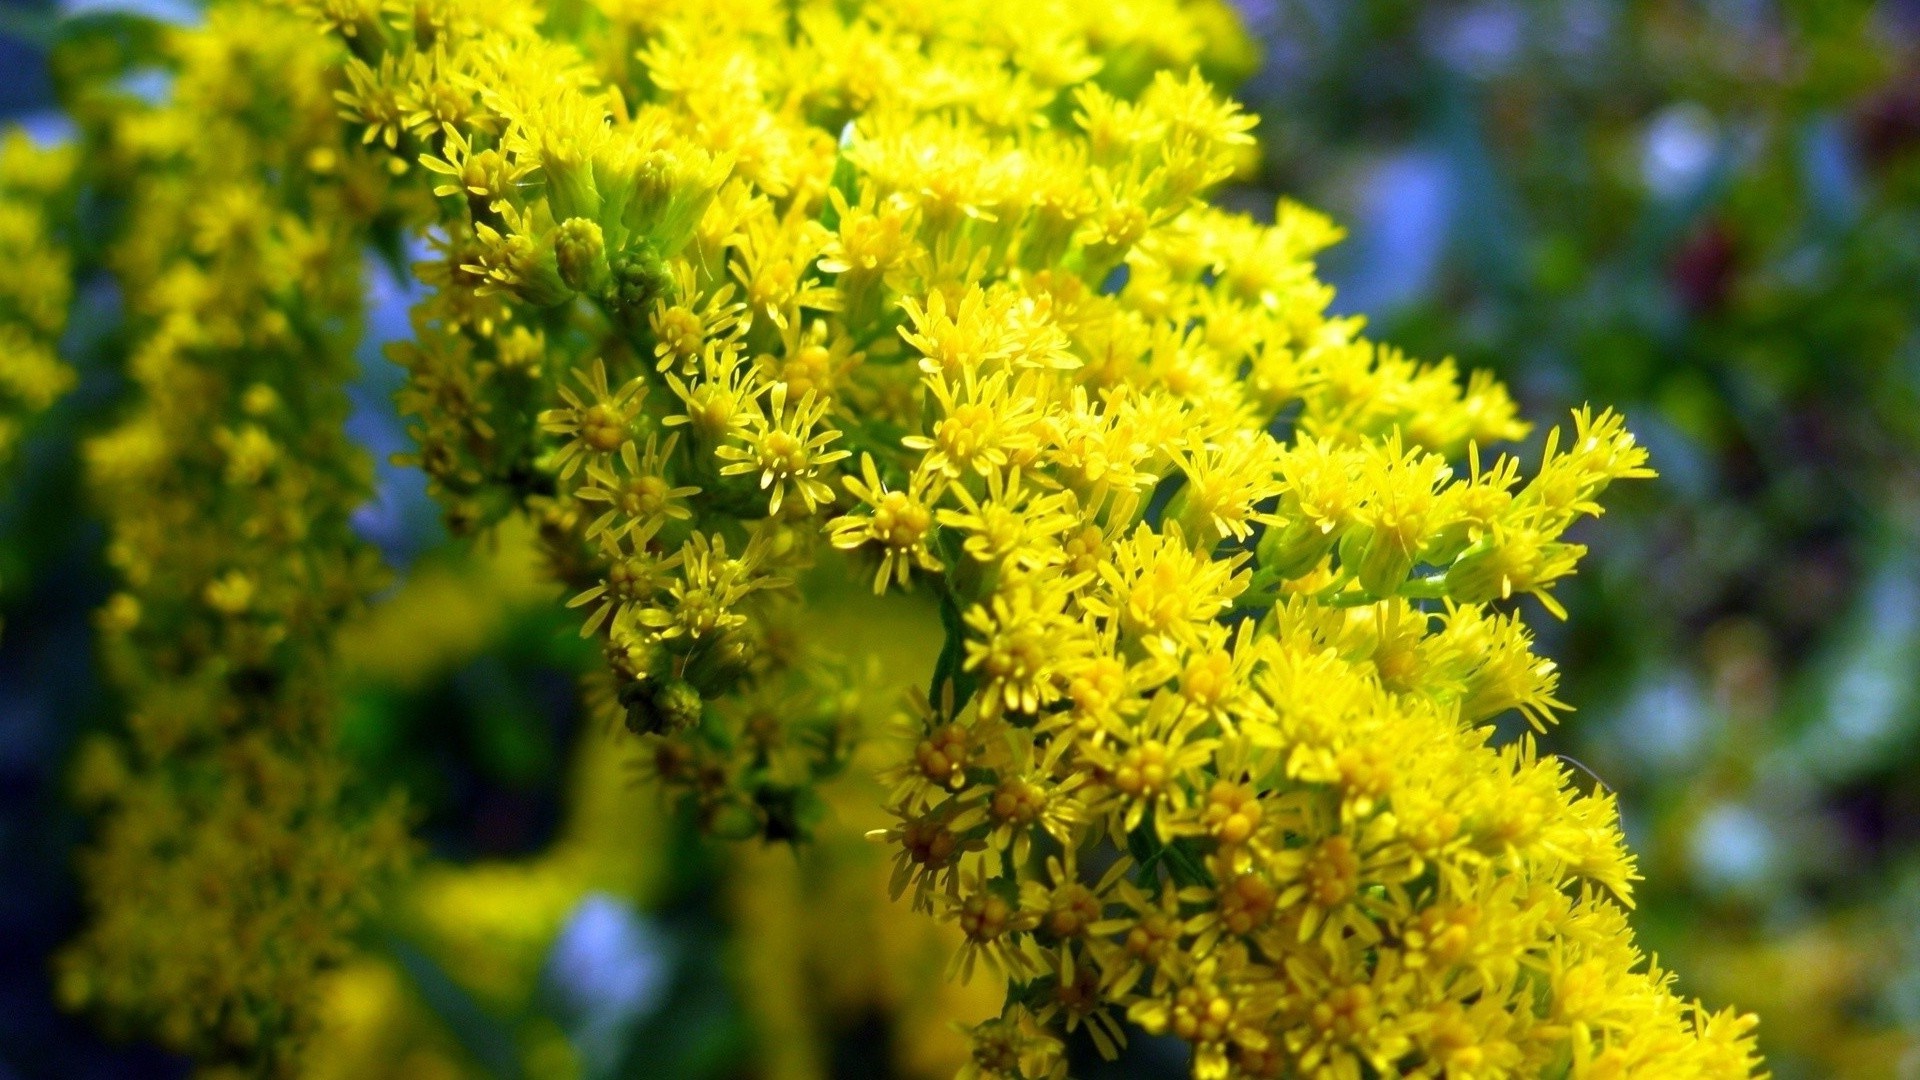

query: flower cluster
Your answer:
[306,0,1764,1075]
[317,0,1256,843]
[19,0,1766,1073]
[54,9,410,1072]
[0,129,76,474]
[0,129,78,639]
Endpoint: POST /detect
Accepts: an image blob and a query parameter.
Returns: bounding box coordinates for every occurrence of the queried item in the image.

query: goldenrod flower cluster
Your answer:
[0,129,76,473]
[298,0,1765,1076]
[317,0,1255,837]
[54,9,409,1072]
[29,0,1768,1074]
[0,129,77,640]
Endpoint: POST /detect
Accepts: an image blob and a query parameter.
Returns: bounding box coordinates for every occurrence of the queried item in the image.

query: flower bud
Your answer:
[620,675,705,736]
[1256,518,1337,579]
[620,146,730,257]
[1418,519,1475,568]
[608,245,673,312]
[543,148,601,223]
[477,226,574,308]
[520,231,575,307]
[1443,535,1514,605]
[683,630,755,697]
[1340,522,1415,597]
[553,216,609,295]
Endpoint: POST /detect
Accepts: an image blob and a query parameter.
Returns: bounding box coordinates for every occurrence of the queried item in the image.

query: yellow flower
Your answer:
[962,573,1093,719]
[1087,522,1250,643]
[729,205,839,330]
[1169,430,1284,543]
[565,517,683,637]
[902,367,1041,479]
[256,1,1766,1074]
[418,122,527,210]
[899,287,1011,380]
[957,1006,1067,1080]
[1081,689,1220,840]
[1126,948,1275,1080]
[663,341,757,442]
[943,866,1038,983]
[829,452,944,593]
[649,259,748,374]
[715,381,851,515]
[574,432,700,539]
[537,357,649,479]
[936,466,1077,569]
[639,530,785,643]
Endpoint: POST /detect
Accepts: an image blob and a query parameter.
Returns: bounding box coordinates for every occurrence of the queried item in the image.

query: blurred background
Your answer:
[1,0,1917,1077]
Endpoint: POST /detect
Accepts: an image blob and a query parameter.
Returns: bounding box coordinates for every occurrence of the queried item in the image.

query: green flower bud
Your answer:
[1418,520,1475,568]
[553,216,609,295]
[498,229,573,308]
[543,149,601,223]
[1257,518,1338,579]
[1341,522,1416,598]
[682,631,755,698]
[621,675,705,736]
[653,677,705,731]
[1443,535,1511,605]
[619,146,730,257]
[608,245,673,312]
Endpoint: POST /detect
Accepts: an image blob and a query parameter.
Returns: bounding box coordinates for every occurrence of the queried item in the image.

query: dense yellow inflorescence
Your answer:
[54,9,410,1073]
[301,0,1765,1076]
[0,129,77,475]
[32,0,1767,1073]
[0,128,78,640]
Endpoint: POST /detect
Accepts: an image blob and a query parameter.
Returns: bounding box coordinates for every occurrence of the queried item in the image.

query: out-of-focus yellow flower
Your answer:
[58,9,411,1072]
[0,126,76,465]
